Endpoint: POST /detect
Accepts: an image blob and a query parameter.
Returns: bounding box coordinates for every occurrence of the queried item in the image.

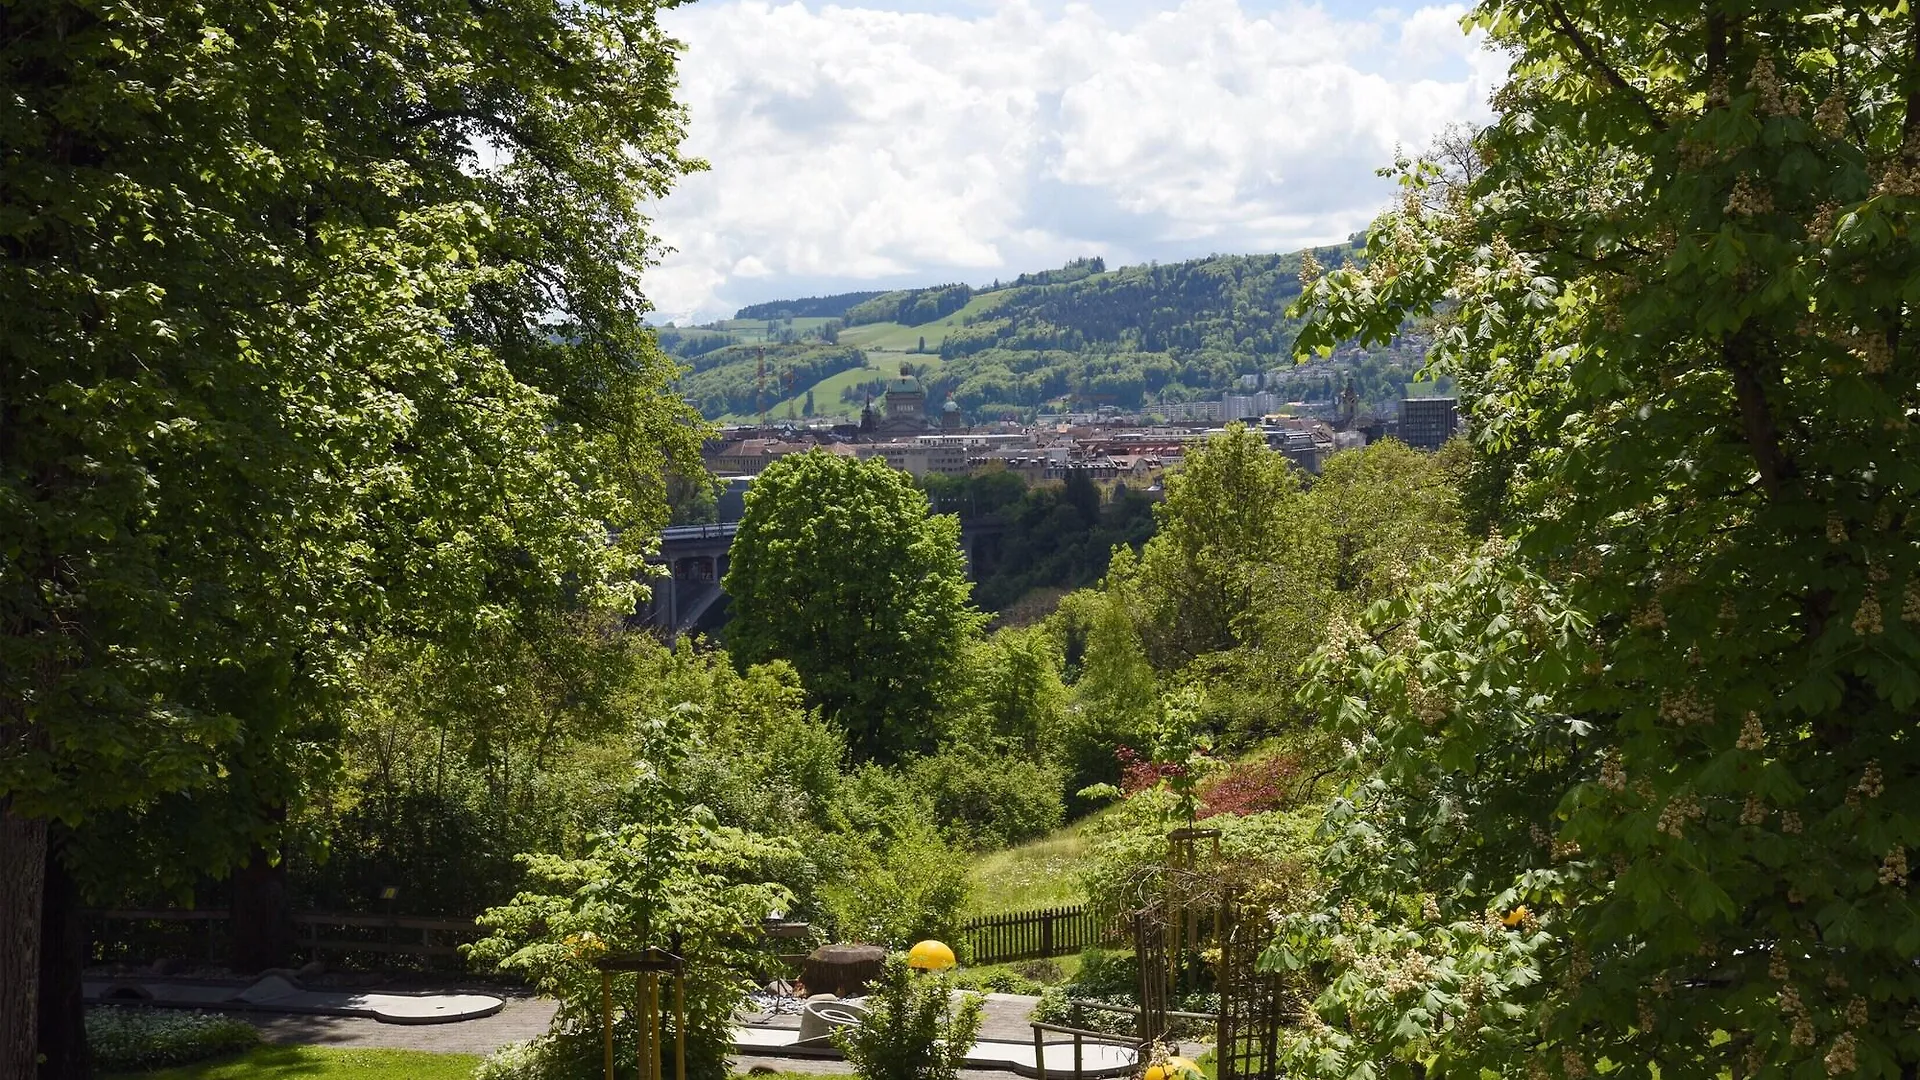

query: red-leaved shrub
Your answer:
[1196,753,1302,817]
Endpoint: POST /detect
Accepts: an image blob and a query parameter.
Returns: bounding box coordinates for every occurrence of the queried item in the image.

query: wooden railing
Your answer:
[87,909,484,969]
[962,904,1116,964]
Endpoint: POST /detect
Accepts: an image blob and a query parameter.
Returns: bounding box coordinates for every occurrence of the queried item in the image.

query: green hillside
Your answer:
[662,246,1428,423]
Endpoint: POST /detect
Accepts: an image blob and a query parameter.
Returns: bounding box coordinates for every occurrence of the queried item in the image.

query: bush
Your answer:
[816,817,972,948]
[947,966,1045,995]
[1070,947,1138,998]
[86,1008,261,1071]
[833,954,984,1080]
[907,745,1064,850]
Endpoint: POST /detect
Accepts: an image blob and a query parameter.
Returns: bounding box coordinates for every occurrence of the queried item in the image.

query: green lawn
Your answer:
[104,1045,481,1080]
[968,809,1116,915]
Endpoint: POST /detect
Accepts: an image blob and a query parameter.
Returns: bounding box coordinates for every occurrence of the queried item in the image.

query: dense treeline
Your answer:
[655,327,740,360]
[918,469,1158,613]
[844,283,975,327]
[942,253,1316,359]
[735,290,887,321]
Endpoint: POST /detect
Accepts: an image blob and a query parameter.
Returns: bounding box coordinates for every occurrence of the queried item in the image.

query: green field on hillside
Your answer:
[719,354,948,424]
[841,291,1010,352]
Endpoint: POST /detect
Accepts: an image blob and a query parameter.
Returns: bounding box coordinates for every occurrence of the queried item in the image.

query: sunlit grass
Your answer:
[968,806,1119,915]
[103,1045,481,1080]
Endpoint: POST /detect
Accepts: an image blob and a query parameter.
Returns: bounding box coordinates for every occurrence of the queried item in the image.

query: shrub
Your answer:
[833,954,984,1080]
[907,745,1064,850]
[1070,947,1139,998]
[947,966,1045,995]
[86,1008,261,1071]
[1195,751,1303,817]
[465,777,797,1080]
[816,817,972,948]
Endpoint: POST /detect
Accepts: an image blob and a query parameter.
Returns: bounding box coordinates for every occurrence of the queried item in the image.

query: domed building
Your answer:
[878,365,926,435]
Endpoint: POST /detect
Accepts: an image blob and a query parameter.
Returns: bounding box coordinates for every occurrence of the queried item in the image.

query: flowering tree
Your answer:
[1274,3,1920,1079]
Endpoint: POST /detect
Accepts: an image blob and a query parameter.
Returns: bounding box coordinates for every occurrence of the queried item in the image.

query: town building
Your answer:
[1399,396,1460,451]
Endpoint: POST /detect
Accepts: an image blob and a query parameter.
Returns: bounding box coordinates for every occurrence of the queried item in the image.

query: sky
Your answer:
[641,0,1505,325]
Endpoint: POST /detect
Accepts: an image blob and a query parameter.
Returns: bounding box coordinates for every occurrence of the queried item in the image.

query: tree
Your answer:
[724,451,982,761]
[668,468,722,526]
[1279,4,1920,1079]
[804,389,817,417]
[1052,574,1160,798]
[465,703,795,1080]
[1133,424,1306,667]
[948,626,1070,759]
[1,0,701,1072]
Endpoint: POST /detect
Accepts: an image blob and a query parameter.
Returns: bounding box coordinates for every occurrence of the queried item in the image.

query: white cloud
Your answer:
[642,0,1500,323]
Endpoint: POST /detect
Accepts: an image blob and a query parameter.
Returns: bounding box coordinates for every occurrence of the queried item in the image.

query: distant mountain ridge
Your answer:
[664,246,1426,423]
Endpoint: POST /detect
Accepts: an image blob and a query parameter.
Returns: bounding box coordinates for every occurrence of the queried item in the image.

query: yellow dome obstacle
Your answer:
[1143,1056,1205,1080]
[906,940,956,972]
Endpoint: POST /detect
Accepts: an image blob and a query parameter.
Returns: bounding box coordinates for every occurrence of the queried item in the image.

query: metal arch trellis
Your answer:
[1215,896,1287,1080]
[1118,830,1295,1079]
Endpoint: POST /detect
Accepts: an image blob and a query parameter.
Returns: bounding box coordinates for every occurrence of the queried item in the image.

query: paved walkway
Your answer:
[216,983,1200,1073]
[235,989,556,1056]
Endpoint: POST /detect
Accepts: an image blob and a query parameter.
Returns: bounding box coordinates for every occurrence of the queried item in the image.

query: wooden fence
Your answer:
[962,904,1114,964]
[87,909,483,970]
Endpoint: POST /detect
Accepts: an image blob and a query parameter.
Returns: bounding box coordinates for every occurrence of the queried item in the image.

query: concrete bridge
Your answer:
[636,518,1007,640]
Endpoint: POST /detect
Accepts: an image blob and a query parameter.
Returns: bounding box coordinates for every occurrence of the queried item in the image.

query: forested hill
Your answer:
[658,245,1428,423]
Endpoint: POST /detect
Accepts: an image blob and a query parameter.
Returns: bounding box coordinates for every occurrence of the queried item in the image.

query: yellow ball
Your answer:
[1144,1056,1205,1080]
[905,940,956,971]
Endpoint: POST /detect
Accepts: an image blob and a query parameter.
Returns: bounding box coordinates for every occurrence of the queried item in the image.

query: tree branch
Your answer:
[1906,3,1920,156]
[1542,0,1667,132]
[1722,330,1792,500]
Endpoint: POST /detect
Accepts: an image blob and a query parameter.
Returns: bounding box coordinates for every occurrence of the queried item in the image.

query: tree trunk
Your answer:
[37,836,90,1080]
[0,805,48,1080]
[230,842,295,973]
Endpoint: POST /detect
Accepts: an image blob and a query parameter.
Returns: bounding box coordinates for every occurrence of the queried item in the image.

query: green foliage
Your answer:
[1078,785,1320,927]
[1052,578,1161,799]
[908,745,1064,851]
[946,626,1072,759]
[847,285,977,328]
[103,1046,481,1080]
[831,954,985,1080]
[725,451,984,762]
[920,471,1158,614]
[1278,5,1920,1079]
[86,1009,261,1072]
[465,772,796,1080]
[817,770,973,947]
[2,0,704,927]
[677,343,869,419]
[1132,425,1307,668]
[736,292,889,322]
[292,614,664,914]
